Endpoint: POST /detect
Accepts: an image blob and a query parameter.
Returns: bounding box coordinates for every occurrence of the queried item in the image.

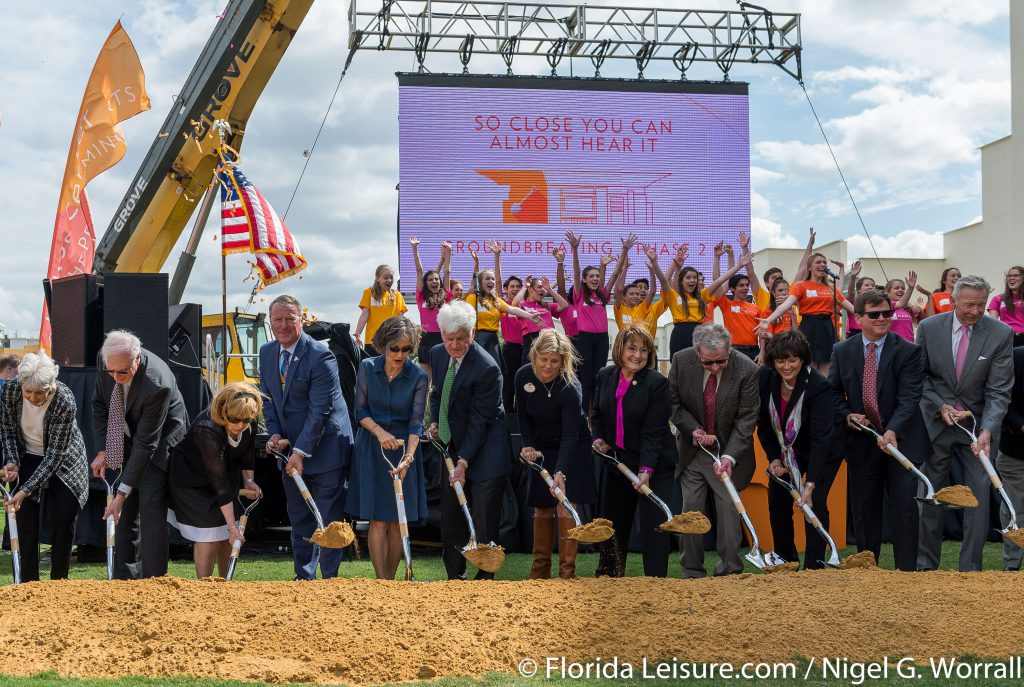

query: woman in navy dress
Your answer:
[516,328,596,579]
[344,316,428,579]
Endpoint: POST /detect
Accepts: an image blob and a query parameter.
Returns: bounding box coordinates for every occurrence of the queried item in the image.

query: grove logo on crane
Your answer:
[192,40,256,141]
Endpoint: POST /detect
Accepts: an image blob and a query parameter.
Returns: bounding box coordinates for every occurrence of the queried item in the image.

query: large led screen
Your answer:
[397,74,750,290]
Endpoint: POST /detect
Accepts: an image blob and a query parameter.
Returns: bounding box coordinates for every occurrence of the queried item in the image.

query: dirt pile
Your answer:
[839,550,877,569]
[309,522,355,548]
[659,511,712,535]
[2,572,1024,685]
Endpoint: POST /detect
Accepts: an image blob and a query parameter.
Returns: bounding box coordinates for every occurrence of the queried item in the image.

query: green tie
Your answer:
[439,359,456,444]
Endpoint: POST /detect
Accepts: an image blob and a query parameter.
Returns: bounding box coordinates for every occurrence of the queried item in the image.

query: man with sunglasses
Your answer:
[669,323,760,578]
[91,330,188,579]
[829,290,930,571]
[260,294,353,580]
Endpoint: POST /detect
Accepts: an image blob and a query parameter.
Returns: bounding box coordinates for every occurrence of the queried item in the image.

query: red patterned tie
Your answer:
[105,384,125,470]
[703,373,717,436]
[863,342,883,430]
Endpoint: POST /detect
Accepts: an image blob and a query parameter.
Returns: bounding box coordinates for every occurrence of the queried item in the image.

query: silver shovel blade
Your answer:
[762,551,788,567]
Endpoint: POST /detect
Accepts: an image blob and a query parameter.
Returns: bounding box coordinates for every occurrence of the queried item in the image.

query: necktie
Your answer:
[954,326,971,410]
[438,359,456,444]
[105,384,126,470]
[954,326,971,382]
[703,373,717,436]
[863,342,883,430]
[280,349,291,389]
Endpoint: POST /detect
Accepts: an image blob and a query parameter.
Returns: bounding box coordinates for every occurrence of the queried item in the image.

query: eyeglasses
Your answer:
[624,346,649,356]
[700,357,729,367]
[1008,273,1023,279]
[104,355,139,376]
[863,310,893,320]
[389,345,414,353]
[225,417,250,425]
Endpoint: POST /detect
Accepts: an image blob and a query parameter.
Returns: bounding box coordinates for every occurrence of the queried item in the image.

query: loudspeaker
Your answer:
[49,274,103,367]
[104,273,169,362]
[168,303,203,367]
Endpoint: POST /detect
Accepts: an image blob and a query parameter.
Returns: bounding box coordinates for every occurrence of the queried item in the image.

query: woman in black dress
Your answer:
[591,325,677,577]
[169,382,263,578]
[756,330,836,568]
[515,329,596,579]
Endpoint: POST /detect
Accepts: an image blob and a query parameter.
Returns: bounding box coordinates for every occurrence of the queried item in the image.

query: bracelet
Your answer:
[243,478,255,485]
[804,482,816,490]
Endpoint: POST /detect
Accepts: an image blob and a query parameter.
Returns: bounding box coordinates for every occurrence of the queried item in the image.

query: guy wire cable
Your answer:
[799,80,888,283]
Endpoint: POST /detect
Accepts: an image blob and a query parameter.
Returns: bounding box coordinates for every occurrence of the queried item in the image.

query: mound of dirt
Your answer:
[2,571,1024,685]
[567,518,614,543]
[933,485,979,508]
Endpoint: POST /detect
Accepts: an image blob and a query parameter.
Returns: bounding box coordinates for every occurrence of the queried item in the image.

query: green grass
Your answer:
[0,541,1016,687]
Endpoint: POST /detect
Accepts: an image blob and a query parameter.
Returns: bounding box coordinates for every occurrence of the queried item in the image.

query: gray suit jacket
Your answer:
[917,311,1014,440]
[669,348,761,489]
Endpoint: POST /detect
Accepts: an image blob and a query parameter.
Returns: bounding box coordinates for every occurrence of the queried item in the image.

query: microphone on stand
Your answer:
[824,268,841,280]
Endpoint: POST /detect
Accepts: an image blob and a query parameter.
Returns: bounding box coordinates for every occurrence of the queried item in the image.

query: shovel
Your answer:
[102,469,122,580]
[765,469,841,568]
[225,487,262,581]
[850,418,965,509]
[592,447,711,535]
[952,412,1024,547]
[268,446,355,549]
[698,439,786,570]
[428,436,505,573]
[0,478,21,585]
[379,439,416,581]
[523,452,613,543]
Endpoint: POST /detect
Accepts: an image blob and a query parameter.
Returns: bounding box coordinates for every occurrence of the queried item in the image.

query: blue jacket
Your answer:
[259,332,353,475]
[429,341,509,482]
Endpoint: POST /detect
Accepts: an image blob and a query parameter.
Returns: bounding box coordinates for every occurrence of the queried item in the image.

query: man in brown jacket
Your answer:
[669,323,760,578]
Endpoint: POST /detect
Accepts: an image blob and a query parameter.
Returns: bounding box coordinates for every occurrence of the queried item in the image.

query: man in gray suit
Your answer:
[669,323,760,578]
[917,274,1014,571]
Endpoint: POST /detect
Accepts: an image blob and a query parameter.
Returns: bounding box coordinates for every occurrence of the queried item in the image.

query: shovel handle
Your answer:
[443,457,470,506]
[230,512,250,559]
[393,478,411,539]
[289,469,314,501]
[884,444,915,470]
[977,450,1003,488]
[7,507,19,552]
[720,473,747,514]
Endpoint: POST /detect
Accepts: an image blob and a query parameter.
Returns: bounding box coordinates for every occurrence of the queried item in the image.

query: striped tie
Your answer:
[105,384,125,470]
[438,359,456,444]
[280,350,291,390]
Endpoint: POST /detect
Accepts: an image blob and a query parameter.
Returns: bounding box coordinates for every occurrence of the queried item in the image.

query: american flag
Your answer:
[218,164,307,285]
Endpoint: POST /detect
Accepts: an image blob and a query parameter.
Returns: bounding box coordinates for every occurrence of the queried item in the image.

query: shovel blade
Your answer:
[916,496,963,510]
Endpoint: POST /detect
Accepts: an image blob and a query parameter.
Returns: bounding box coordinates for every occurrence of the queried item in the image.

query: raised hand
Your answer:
[488,239,502,255]
[849,260,862,277]
[621,233,638,250]
[675,245,688,263]
[600,254,615,267]
[409,236,420,247]
[724,243,735,255]
[552,248,566,262]
[713,241,725,257]
[565,230,581,248]
[906,270,918,289]
[737,253,752,269]
[643,243,658,261]
[540,275,553,293]
[808,226,816,245]
[738,232,749,251]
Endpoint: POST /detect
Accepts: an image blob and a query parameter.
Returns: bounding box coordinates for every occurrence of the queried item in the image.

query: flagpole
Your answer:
[221,251,228,387]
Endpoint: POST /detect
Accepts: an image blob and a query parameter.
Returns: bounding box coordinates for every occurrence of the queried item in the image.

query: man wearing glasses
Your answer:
[92,330,188,578]
[669,323,760,578]
[829,290,930,571]
[260,294,353,580]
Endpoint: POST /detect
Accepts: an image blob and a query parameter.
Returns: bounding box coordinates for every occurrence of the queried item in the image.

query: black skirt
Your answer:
[525,438,597,508]
[168,482,234,543]
[418,331,442,362]
[799,314,838,363]
[670,321,699,357]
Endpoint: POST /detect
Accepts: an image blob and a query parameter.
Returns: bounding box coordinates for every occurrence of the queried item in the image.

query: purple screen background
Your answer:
[398,80,750,291]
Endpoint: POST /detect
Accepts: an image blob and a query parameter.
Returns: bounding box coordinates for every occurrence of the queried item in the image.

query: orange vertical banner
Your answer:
[39,21,151,352]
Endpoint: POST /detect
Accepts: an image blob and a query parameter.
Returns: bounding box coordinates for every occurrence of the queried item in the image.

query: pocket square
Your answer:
[978,355,987,361]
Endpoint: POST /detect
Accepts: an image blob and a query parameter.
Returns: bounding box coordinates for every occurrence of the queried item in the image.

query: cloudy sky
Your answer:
[0,0,1011,337]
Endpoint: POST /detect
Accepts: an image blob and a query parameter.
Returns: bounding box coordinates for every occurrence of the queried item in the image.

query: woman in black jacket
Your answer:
[756,330,836,569]
[168,382,263,578]
[591,325,677,577]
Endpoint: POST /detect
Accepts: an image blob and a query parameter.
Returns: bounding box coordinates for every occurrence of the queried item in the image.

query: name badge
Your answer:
[731,305,741,313]
[807,289,818,297]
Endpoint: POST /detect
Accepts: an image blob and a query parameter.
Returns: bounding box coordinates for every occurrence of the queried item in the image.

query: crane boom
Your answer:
[93,0,314,276]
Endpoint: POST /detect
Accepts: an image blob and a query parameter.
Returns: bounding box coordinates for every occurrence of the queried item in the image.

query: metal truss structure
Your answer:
[348,1,802,81]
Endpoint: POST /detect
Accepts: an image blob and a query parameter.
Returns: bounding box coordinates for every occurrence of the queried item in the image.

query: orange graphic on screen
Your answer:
[476,170,549,223]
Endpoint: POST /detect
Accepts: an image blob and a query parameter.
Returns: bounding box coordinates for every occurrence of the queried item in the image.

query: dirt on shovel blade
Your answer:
[839,550,877,569]
[659,511,712,535]
[309,521,355,548]
[1003,528,1024,547]
[464,543,505,573]
[567,518,614,543]
[933,484,979,508]
[762,561,800,574]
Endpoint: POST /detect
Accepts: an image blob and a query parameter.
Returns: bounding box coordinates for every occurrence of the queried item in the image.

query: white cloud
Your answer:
[750,191,799,249]
[845,229,944,260]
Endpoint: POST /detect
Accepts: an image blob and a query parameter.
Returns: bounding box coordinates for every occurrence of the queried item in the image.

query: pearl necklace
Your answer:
[538,377,557,398]
[782,378,796,391]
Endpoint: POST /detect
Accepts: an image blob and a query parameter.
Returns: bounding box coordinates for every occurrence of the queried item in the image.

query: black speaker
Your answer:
[49,274,103,367]
[168,303,203,367]
[104,273,169,362]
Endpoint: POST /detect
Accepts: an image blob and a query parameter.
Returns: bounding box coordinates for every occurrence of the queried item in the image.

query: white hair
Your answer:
[100,329,142,362]
[436,300,476,336]
[18,352,60,391]
[952,274,991,300]
[693,322,732,354]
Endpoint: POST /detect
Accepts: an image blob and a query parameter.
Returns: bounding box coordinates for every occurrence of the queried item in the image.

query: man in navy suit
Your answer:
[427,300,510,580]
[260,294,353,580]
[829,290,930,571]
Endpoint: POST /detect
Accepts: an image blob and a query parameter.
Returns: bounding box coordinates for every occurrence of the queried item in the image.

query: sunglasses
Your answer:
[862,310,893,320]
[700,357,729,367]
[225,417,251,425]
[104,355,139,376]
[389,345,414,353]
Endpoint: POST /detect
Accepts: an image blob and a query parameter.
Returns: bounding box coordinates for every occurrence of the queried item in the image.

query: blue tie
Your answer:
[280,350,291,389]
